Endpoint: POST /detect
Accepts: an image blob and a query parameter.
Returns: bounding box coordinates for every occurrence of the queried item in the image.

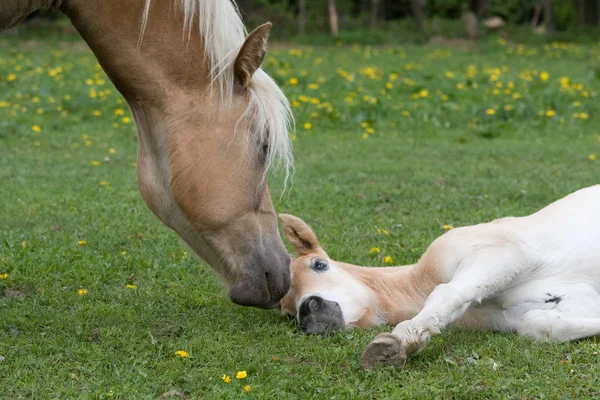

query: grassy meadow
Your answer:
[1,24,600,399]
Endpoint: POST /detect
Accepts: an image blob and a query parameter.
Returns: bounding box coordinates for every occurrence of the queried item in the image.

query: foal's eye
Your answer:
[311,259,329,272]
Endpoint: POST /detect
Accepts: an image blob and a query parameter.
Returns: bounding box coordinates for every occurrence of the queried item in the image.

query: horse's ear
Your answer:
[279,214,324,256]
[234,22,272,86]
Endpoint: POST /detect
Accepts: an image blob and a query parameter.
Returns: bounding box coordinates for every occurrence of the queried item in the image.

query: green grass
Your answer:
[1,27,600,399]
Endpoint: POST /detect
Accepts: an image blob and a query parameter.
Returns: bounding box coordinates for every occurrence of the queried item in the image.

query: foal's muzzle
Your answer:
[298,295,345,335]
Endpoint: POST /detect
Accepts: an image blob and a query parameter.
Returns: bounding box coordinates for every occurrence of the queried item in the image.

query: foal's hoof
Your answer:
[360,333,407,370]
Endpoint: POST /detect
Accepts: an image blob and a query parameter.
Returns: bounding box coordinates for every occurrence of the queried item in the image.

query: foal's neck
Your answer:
[341,260,439,326]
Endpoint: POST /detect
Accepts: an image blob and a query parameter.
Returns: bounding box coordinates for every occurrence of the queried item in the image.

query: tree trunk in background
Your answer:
[370,0,379,29]
[531,1,543,27]
[298,0,306,35]
[328,0,339,37]
[584,0,599,25]
[543,0,555,35]
[573,0,585,29]
[409,0,424,32]
[469,0,485,19]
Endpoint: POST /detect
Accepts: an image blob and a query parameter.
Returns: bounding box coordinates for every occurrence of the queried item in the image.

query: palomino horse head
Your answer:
[279,214,383,334]
[0,0,294,308]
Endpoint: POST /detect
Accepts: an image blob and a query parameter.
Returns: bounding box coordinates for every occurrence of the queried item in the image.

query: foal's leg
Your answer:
[515,284,600,342]
[517,310,600,342]
[360,247,524,369]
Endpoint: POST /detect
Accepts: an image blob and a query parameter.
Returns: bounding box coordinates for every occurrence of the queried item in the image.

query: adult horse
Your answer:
[0,0,293,308]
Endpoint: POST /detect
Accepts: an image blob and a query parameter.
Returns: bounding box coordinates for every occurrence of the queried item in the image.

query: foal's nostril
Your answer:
[297,296,345,335]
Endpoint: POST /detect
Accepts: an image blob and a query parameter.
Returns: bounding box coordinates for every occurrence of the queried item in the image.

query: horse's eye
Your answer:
[311,259,329,272]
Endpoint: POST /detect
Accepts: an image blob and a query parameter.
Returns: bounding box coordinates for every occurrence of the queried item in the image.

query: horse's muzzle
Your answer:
[298,295,345,335]
[228,245,291,309]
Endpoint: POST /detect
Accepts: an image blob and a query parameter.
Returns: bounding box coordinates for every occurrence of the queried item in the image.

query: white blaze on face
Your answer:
[296,259,374,326]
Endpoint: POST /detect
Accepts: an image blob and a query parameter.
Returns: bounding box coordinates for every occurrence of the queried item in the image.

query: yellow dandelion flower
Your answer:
[589,154,596,161]
[32,125,41,133]
[486,109,496,115]
[175,350,190,358]
[441,94,449,101]
[308,83,319,90]
[366,127,375,134]
[236,371,247,379]
[100,181,109,186]
[385,82,393,89]
[540,71,549,81]
[288,77,298,86]
[92,110,102,116]
[78,240,87,245]
[114,109,125,116]
[580,112,589,120]
[244,385,251,393]
[303,122,312,130]
[78,289,88,296]
[91,161,101,166]
[369,247,380,256]
[377,228,389,235]
[122,116,131,124]
[108,148,116,154]
[383,256,393,264]
[443,224,454,230]
[419,89,428,98]
[0,273,8,279]
[7,73,16,81]
[504,104,513,111]
[221,374,231,383]
[546,110,556,117]
[121,251,127,255]
[126,284,136,289]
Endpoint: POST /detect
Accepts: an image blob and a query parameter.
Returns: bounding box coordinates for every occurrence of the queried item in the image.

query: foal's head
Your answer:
[279,214,380,335]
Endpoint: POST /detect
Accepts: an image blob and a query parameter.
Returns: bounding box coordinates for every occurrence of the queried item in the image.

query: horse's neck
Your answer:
[342,260,439,326]
[61,0,211,107]
[0,0,54,29]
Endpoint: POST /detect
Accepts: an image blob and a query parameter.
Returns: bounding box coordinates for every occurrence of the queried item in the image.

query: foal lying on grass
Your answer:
[279,185,600,369]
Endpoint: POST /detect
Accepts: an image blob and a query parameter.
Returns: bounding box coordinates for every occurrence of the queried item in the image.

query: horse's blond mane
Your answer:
[141,0,293,181]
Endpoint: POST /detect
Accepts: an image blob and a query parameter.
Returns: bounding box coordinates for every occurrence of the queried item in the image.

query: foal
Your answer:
[279,185,600,369]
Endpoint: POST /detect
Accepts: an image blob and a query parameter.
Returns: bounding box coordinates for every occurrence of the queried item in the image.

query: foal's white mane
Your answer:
[141,0,293,179]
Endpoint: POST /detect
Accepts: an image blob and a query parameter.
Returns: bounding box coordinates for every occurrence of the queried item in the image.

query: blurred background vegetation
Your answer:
[10,0,600,45]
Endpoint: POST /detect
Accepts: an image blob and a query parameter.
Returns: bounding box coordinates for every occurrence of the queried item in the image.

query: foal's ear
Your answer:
[234,22,272,87]
[279,214,324,256]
